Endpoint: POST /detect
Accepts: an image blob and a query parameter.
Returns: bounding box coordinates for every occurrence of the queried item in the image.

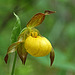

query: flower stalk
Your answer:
[11,52,17,75]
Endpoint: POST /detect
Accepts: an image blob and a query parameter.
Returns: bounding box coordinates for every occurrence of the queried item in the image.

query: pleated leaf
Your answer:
[11,13,21,43]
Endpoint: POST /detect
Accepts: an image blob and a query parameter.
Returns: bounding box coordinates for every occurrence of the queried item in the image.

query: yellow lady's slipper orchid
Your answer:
[25,36,52,57]
[4,10,55,66]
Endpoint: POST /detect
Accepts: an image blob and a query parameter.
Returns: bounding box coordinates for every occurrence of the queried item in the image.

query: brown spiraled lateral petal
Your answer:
[27,13,45,27]
[7,42,22,54]
[17,43,28,65]
[44,10,56,15]
[4,42,21,64]
[50,48,55,66]
[4,54,8,64]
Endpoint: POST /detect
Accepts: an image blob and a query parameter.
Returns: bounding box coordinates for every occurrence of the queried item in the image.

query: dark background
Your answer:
[0,0,75,75]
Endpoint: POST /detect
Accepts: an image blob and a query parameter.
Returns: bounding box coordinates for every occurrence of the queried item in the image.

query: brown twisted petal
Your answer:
[4,42,22,64]
[50,47,55,66]
[4,54,8,64]
[17,43,28,65]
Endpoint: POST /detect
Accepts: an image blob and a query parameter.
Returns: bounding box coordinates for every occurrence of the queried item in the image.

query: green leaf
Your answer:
[11,13,21,43]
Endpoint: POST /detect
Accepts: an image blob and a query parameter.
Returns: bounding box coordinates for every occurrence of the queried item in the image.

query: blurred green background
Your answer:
[0,0,75,75]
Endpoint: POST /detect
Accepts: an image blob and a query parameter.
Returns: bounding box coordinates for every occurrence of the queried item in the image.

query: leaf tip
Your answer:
[13,12,17,17]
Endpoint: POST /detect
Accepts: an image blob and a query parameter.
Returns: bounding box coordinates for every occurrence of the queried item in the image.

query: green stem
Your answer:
[11,52,17,75]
